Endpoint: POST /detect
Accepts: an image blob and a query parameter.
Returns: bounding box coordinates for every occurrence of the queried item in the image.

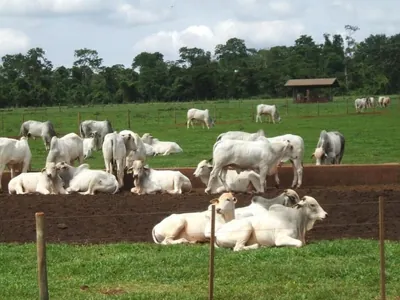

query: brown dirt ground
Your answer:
[1,186,399,245]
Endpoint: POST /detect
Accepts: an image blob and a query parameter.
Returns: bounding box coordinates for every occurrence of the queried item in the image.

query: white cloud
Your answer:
[133,19,305,59]
[109,3,172,26]
[234,0,297,20]
[0,28,30,56]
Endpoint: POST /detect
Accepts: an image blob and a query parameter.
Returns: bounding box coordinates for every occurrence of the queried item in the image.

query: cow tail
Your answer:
[79,122,84,137]
[152,226,161,244]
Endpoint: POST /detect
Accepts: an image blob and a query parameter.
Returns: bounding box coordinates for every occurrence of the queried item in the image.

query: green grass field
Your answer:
[2,96,399,170]
[1,240,399,300]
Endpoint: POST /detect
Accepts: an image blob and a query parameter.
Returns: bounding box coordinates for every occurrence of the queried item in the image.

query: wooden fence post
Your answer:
[208,205,216,300]
[127,110,131,129]
[35,212,49,300]
[317,100,320,116]
[379,196,386,300]
[22,113,25,123]
[286,98,289,116]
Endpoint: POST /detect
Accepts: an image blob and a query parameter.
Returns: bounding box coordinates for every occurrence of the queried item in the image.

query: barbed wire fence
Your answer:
[2,196,395,299]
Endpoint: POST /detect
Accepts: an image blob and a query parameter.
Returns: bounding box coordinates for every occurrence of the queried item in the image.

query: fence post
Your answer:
[77,112,81,130]
[174,105,177,125]
[157,109,160,124]
[286,98,289,116]
[346,95,349,115]
[1,111,4,135]
[22,113,25,123]
[317,100,320,116]
[127,110,131,129]
[379,196,386,300]
[208,204,216,300]
[35,212,49,300]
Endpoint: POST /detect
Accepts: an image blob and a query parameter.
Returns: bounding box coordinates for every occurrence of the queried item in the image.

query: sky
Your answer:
[0,0,399,68]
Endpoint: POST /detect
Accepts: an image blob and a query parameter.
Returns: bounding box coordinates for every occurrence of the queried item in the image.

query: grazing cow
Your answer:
[193,159,262,194]
[46,133,84,166]
[235,189,300,219]
[0,137,32,191]
[255,104,281,124]
[378,96,390,108]
[355,98,368,113]
[102,132,132,188]
[215,196,327,251]
[119,130,148,168]
[216,129,265,142]
[186,108,215,129]
[127,160,192,195]
[19,120,57,151]
[152,192,237,245]
[79,120,113,148]
[141,133,183,156]
[267,134,304,188]
[206,137,293,194]
[367,97,375,108]
[83,131,101,159]
[9,162,67,195]
[55,161,119,195]
[311,130,345,165]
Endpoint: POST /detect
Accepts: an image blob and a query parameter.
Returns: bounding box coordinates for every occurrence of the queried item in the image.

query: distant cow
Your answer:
[256,104,281,124]
[311,130,345,165]
[79,120,113,148]
[19,120,57,151]
[186,108,215,129]
[141,133,183,156]
[378,96,390,108]
[0,137,32,191]
[355,98,368,113]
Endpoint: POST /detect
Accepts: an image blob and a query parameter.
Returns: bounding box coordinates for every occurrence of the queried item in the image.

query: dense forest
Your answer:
[0,25,399,108]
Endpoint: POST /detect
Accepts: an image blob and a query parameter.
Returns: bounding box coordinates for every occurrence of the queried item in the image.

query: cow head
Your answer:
[126,160,150,179]
[193,159,213,177]
[292,196,328,229]
[141,133,152,144]
[41,162,58,179]
[122,133,137,152]
[282,189,300,206]
[311,147,327,165]
[209,192,237,220]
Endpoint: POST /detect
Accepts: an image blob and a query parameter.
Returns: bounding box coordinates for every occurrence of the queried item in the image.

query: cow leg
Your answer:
[162,149,171,156]
[205,167,220,194]
[247,173,261,193]
[218,169,229,191]
[10,166,16,179]
[291,159,303,188]
[234,243,260,251]
[36,186,50,195]
[0,164,5,191]
[186,119,191,129]
[232,223,256,251]
[275,234,303,247]
[258,168,267,193]
[14,181,26,194]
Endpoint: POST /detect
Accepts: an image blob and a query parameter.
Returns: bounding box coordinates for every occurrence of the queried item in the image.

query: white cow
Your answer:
[152,192,237,245]
[141,133,183,156]
[8,162,67,195]
[206,137,293,194]
[55,161,119,195]
[267,134,304,188]
[216,129,265,142]
[46,133,84,166]
[186,108,215,129]
[235,189,300,219]
[79,120,113,148]
[119,130,148,168]
[378,96,390,108]
[311,130,345,165]
[19,120,57,151]
[193,159,262,194]
[215,196,327,251]
[367,97,374,108]
[255,104,281,123]
[355,98,368,113]
[83,131,101,159]
[127,160,192,195]
[0,137,32,191]
[102,132,130,188]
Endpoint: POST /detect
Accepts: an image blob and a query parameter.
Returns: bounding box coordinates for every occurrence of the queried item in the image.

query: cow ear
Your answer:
[41,167,46,173]
[310,153,315,158]
[126,167,133,174]
[210,198,219,204]
[232,197,237,203]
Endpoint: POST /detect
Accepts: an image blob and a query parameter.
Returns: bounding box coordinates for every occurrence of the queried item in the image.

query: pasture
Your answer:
[2,95,399,170]
[1,96,399,300]
[1,240,400,300]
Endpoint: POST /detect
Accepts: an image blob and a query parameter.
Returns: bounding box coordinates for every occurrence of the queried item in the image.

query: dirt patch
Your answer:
[0,187,399,245]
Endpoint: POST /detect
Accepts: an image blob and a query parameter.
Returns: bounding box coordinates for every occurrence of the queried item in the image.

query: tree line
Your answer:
[0,25,399,108]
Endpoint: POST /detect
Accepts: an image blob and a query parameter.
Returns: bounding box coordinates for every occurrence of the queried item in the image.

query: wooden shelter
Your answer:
[284,78,340,103]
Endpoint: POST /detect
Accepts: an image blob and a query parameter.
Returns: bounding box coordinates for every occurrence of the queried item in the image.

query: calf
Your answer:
[127,160,192,195]
[152,192,237,245]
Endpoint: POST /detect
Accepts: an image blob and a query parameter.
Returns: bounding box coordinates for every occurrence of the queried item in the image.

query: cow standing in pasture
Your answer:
[19,120,57,151]
[186,108,215,129]
[79,120,113,148]
[255,104,281,124]
[311,130,345,165]
[45,133,84,166]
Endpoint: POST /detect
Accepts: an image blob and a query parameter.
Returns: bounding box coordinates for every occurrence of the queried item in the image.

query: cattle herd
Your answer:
[0,101,384,249]
[354,95,391,113]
